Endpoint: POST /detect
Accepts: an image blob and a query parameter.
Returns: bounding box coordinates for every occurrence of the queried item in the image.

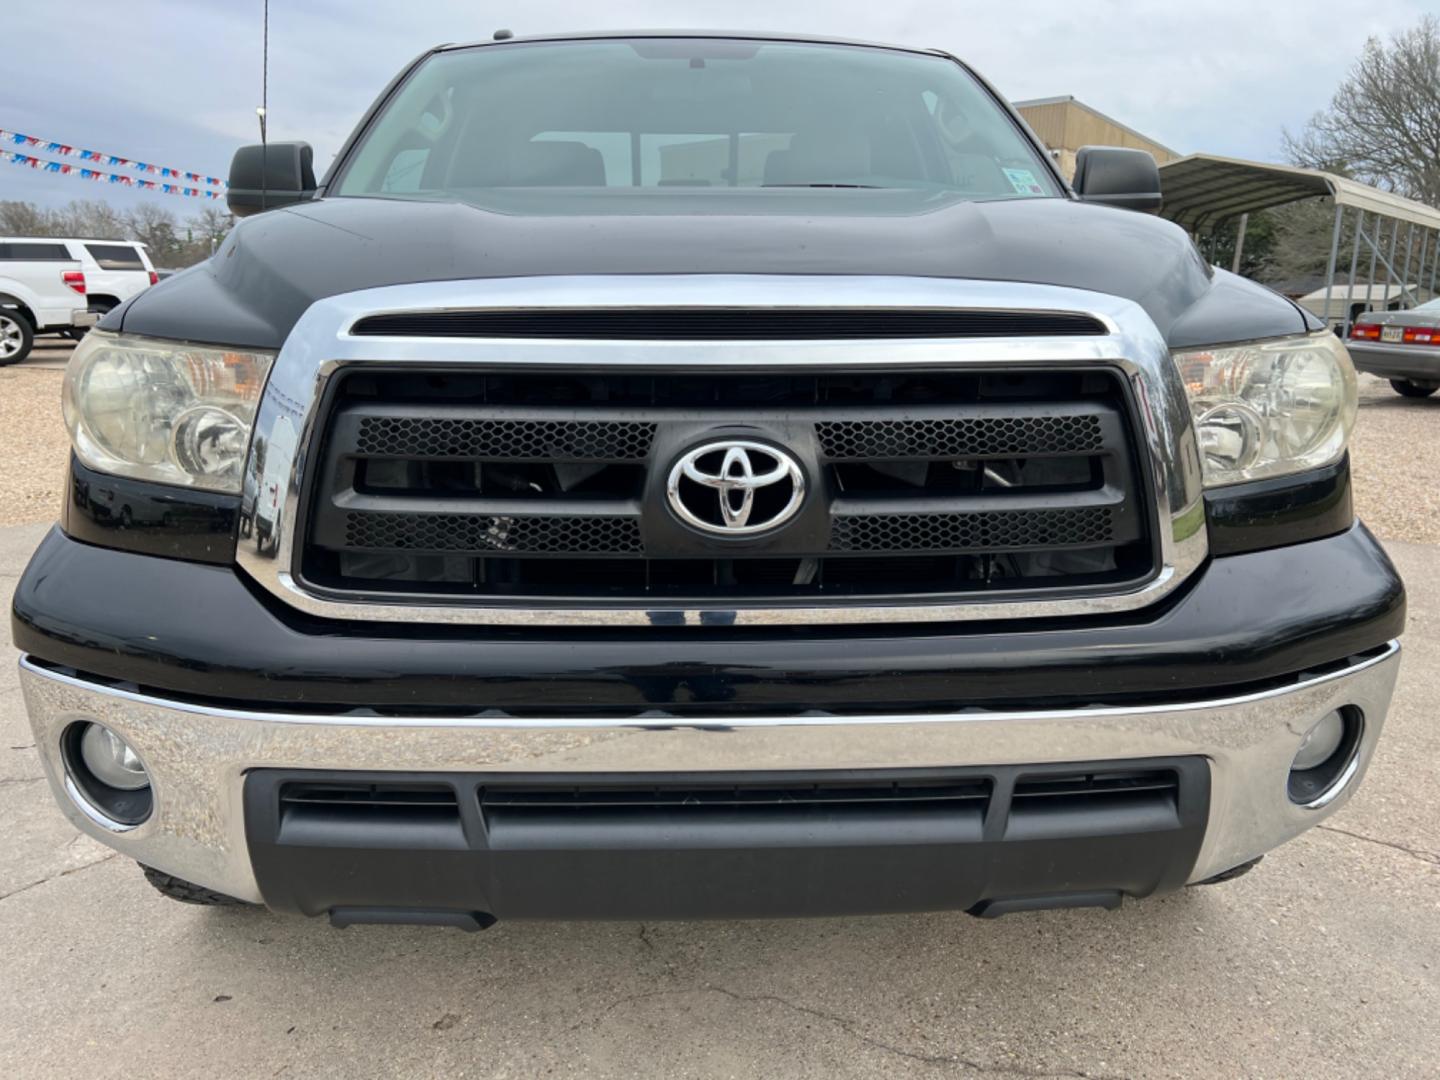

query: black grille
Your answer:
[817,415,1104,459]
[1011,768,1180,803]
[343,511,644,554]
[350,308,1109,340]
[481,777,992,814]
[356,415,655,461]
[281,782,459,811]
[267,765,1183,840]
[298,364,1155,605]
[830,507,1116,554]
[276,781,466,848]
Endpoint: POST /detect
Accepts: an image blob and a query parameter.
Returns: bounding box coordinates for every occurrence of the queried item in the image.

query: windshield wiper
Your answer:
[763,183,885,189]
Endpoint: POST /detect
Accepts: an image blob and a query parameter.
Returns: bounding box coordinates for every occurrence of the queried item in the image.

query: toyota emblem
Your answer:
[666,440,806,536]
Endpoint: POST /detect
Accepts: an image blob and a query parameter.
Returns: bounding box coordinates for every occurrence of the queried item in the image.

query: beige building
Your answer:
[1014,96,1179,181]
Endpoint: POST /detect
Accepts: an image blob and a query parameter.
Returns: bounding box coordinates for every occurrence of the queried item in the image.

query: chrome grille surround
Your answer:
[236,275,1207,626]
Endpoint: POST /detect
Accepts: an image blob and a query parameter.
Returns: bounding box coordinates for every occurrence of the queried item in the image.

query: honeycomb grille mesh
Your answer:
[304,367,1153,603]
[829,508,1115,553]
[815,416,1104,460]
[356,417,656,460]
[344,511,643,554]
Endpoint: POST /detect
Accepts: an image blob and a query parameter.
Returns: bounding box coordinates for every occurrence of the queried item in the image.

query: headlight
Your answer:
[1173,332,1357,487]
[62,331,274,493]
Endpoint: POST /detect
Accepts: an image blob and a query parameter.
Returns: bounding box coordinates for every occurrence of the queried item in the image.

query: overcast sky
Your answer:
[3,0,1434,213]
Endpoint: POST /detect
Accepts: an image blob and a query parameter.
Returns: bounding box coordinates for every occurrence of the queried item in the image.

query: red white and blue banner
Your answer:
[6,151,224,198]
[0,127,226,189]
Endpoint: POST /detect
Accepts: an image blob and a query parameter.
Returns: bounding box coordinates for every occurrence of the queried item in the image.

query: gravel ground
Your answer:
[3,348,1436,1079]
[1351,372,1440,543]
[2,524,1437,1078]
[3,343,1436,540]
[0,341,69,528]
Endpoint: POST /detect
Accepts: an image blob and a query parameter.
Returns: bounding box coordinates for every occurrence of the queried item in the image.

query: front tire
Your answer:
[140,863,251,906]
[1190,855,1263,886]
[1390,379,1439,398]
[0,311,35,365]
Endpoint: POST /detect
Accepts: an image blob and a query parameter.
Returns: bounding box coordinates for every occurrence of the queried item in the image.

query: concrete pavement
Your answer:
[21,338,74,371]
[0,520,1435,1079]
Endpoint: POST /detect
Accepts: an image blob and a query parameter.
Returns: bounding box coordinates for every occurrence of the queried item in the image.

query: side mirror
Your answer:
[1073,146,1162,213]
[226,142,316,218]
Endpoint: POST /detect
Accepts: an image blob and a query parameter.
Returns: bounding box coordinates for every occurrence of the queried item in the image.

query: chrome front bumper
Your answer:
[21,645,1401,905]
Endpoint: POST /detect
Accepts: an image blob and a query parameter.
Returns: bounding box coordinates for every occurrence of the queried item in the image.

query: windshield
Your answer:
[333,39,1061,203]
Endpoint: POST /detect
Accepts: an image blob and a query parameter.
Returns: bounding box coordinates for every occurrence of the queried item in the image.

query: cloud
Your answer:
[3,0,1434,209]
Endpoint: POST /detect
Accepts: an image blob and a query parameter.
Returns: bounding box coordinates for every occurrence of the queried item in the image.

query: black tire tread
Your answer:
[140,863,252,906]
[0,310,34,366]
[1189,855,1263,886]
[1390,379,1439,398]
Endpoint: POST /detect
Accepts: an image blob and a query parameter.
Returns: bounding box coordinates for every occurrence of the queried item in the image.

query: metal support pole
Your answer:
[1362,216,1381,317]
[1231,212,1249,275]
[1386,218,1401,306]
[1400,224,1416,308]
[1343,209,1365,339]
[1430,230,1440,301]
[1359,219,1408,300]
[1321,204,1343,332]
[1417,229,1430,307]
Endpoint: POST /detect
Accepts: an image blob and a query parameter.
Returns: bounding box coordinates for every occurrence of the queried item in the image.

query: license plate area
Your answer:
[1382,326,1404,343]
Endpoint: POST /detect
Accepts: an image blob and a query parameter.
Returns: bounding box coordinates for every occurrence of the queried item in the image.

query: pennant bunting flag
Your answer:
[6,151,224,198]
[0,127,227,189]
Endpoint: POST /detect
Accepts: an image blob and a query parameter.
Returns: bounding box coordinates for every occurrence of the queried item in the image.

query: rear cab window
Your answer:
[84,244,147,271]
[0,242,72,261]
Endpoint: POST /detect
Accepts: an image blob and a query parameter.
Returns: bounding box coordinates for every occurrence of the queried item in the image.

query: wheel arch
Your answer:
[0,293,38,328]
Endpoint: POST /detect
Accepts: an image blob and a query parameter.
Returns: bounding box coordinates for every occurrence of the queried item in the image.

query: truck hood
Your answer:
[115,190,1311,351]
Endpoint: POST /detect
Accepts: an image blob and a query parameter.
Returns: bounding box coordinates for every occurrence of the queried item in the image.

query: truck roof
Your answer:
[2,237,148,247]
[438,30,945,58]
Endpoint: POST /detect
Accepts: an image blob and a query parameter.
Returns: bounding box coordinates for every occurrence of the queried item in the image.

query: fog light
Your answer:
[1288,707,1362,807]
[1291,710,1345,771]
[79,723,149,790]
[63,721,154,828]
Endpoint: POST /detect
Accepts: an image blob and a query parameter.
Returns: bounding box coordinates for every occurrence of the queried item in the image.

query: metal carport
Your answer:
[1158,153,1440,336]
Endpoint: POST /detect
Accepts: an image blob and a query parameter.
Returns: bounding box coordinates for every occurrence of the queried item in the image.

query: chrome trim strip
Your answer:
[1296,751,1363,811]
[19,644,1401,902]
[62,774,142,833]
[236,275,1207,626]
[19,642,1397,729]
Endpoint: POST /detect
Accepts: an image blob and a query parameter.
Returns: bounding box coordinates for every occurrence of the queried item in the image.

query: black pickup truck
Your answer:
[16,32,1403,927]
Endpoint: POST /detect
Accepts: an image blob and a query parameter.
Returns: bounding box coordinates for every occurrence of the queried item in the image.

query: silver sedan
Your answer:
[1348,298,1440,397]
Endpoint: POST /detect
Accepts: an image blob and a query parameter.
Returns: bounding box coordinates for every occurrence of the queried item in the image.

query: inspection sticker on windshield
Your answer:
[1003,168,1046,196]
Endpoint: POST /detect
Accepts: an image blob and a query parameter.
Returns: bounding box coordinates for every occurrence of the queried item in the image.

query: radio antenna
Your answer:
[256,0,269,208]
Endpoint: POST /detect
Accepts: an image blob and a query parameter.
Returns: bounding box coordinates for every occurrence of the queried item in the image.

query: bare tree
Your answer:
[1,198,233,267]
[124,202,181,257]
[1284,16,1440,204]
[186,205,235,255]
[0,201,51,235]
[56,200,129,240]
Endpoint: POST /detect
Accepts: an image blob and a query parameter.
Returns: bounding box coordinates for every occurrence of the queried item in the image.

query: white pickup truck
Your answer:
[0,238,157,363]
